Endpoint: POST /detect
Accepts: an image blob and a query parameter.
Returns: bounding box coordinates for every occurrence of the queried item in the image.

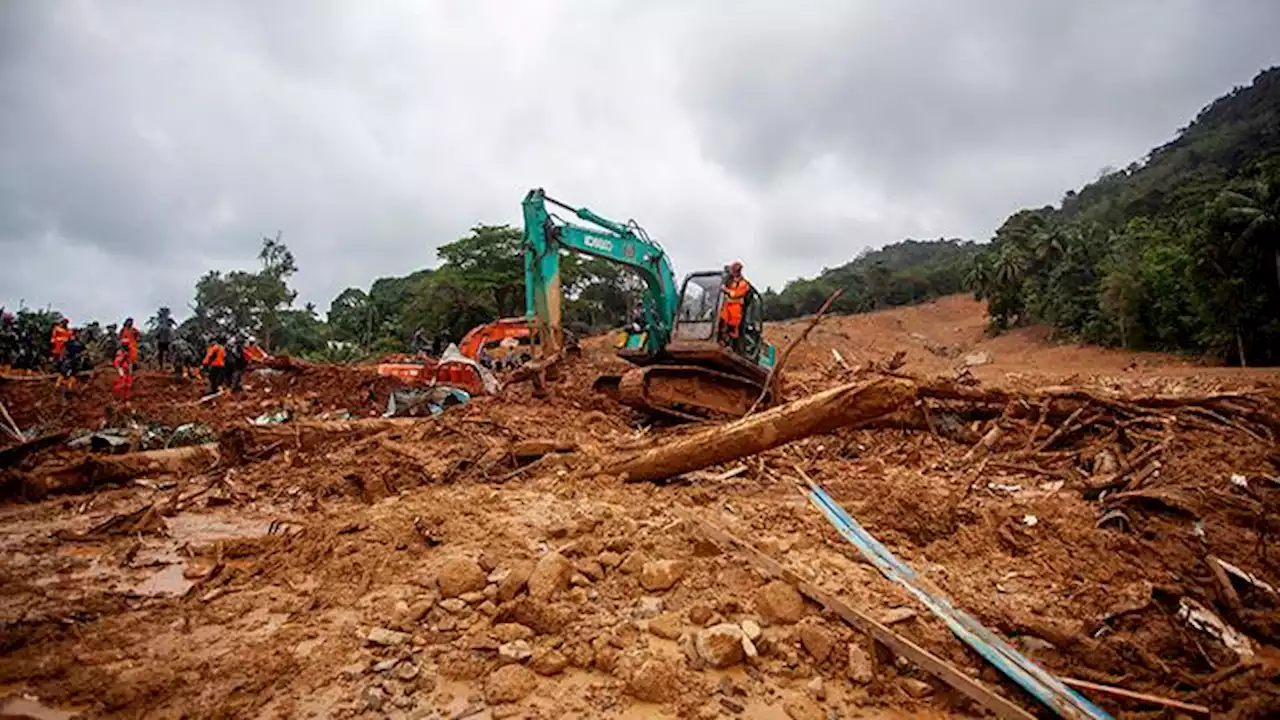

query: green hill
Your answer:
[970,67,1280,365]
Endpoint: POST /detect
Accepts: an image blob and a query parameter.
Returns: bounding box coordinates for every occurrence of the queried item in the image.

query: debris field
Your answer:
[1,295,1278,719]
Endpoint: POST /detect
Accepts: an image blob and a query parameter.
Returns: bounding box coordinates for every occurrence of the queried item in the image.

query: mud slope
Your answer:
[0,297,1277,720]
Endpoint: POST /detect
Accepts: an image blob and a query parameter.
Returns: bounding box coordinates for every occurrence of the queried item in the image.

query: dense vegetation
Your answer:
[761,239,979,320]
[968,67,1280,365]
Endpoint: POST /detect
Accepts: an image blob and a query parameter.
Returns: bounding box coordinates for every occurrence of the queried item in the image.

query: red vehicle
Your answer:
[458,317,531,361]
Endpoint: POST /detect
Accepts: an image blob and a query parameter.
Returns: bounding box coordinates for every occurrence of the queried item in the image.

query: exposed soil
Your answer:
[1,295,1278,719]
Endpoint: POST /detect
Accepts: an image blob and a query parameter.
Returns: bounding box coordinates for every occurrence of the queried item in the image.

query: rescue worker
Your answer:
[719,261,751,349]
[112,341,133,401]
[226,335,247,393]
[202,336,227,395]
[154,314,175,369]
[50,318,72,364]
[56,330,86,391]
[119,318,141,370]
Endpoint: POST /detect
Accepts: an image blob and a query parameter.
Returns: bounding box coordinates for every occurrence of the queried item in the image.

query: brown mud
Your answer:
[1,295,1278,719]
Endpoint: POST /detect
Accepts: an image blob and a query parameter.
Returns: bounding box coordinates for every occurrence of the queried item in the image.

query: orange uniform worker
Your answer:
[119,318,141,367]
[112,343,133,401]
[50,319,72,361]
[202,337,227,395]
[719,261,751,343]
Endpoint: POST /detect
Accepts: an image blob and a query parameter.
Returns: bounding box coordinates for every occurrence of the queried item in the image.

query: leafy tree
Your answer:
[973,66,1280,365]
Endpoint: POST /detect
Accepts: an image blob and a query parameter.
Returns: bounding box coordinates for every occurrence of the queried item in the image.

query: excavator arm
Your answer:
[522,188,678,357]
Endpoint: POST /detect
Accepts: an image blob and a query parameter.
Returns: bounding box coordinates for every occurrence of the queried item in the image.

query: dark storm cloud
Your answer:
[1,1,1278,322]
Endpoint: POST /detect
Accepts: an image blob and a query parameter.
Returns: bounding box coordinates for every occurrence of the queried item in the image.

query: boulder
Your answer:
[640,559,686,592]
[527,552,574,600]
[754,580,807,624]
[484,664,538,704]
[497,560,535,602]
[530,647,569,676]
[846,642,874,685]
[437,556,488,599]
[695,623,745,668]
[648,612,683,640]
[627,656,682,703]
[797,621,834,663]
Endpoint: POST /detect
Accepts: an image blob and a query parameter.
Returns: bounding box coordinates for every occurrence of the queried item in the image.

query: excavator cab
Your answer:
[672,272,770,364]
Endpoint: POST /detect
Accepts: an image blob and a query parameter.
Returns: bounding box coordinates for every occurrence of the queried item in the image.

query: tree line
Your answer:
[967,67,1280,366]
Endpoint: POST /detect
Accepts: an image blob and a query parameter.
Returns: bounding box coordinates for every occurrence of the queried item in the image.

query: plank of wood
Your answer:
[1060,677,1209,718]
[683,511,1036,720]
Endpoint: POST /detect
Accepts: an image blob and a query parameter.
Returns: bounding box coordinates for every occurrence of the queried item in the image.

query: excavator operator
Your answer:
[719,261,750,348]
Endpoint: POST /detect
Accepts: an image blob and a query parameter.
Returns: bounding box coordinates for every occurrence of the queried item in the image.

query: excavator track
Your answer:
[597,364,770,422]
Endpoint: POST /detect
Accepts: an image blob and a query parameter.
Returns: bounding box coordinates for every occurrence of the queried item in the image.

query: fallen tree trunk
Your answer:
[220,417,430,460]
[604,377,916,483]
[27,443,220,498]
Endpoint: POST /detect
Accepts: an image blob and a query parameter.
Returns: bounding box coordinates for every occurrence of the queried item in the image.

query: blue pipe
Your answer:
[805,481,1112,720]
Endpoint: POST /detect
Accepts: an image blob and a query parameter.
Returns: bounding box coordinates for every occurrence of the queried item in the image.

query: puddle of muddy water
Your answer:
[130,563,194,598]
[0,695,80,720]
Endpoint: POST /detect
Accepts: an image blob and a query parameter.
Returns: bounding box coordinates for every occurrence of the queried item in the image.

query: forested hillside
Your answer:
[762,239,980,320]
[969,67,1280,365]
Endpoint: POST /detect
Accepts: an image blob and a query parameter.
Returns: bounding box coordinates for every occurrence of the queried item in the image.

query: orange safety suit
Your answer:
[719,276,750,339]
[112,347,134,400]
[50,325,72,359]
[120,326,141,364]
[203,343,226,368]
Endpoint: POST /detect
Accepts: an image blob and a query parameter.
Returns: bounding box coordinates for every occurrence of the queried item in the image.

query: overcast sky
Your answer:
[2,0,1279,324]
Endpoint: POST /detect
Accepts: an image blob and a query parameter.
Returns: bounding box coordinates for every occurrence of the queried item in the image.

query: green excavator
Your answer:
[521,188,777,421]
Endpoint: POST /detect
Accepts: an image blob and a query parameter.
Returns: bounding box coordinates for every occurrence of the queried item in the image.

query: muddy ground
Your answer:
[1,295,1278,719]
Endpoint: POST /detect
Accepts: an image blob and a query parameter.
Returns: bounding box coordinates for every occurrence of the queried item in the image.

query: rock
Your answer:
[372,658,399,673]
[688,603,714,626]
[485,664,538,704]
[619,551,648,575]
[754,580,807,624]
[459,591,486,605]
[741,634,758,661]
[478,600,498,617]
[696,624,746,668]
[598,550,623,569]
[806,677,825,701]
[530,647,569,676]
[505,597,571,634]
[634,596,665,619]
[797,622,834,663]
[498,639,533,663]
[783,696,824,720]
[846,642,874,684]
[366,627,410,646]
[396,662,420,681]
[437,556,488,598]
[575,559,604,581]
[627,656,681,703]
[962,351,990,367]
[640,560,686,592]
[570,573,590,588]
[492,623,536,643]
[739,618,762,641]
[438,598,467,614]
[497,560,535,602]
[528,552,574,600]
[900,677,934,698]
[361,685,386,711]
[648,612,683,640]
[878,607,917,625]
